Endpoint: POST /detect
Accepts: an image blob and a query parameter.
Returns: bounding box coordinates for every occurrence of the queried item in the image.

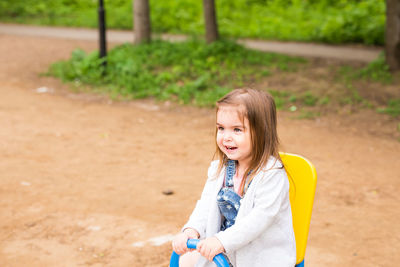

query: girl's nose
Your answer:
[223,132,232,141]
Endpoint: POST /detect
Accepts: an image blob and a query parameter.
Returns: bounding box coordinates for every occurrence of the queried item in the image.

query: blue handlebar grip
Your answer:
[170,239,230,267]
[186,239,199,249]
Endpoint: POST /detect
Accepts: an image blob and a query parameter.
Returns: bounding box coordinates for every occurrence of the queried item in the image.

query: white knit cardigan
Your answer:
[183,157,296,267]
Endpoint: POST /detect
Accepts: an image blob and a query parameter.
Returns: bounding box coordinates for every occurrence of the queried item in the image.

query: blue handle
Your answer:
[170,239,230,267]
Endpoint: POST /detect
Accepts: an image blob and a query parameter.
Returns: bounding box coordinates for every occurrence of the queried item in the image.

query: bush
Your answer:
[0,0,386,45]
[47,39,305,106]
[377,99,400,117]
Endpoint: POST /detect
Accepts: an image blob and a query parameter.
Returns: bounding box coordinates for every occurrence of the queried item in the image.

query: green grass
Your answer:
[46,38,399,121]
[377,99,400,117]
[333,53,398,116]
[47,39,305,106]
[338,53,394,84]
[269,90,324,110]
[301,91,318,106]
[0,0,385,45]
[318,96,330,105]
[296,110,321,120]
[357,53,393,84]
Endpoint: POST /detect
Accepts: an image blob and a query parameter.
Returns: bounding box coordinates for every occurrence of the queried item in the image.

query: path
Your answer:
[0,31,399,267]
[0,23,382,62]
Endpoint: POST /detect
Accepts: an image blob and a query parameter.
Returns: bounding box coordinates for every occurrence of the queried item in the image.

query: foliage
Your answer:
[0,0,97,27]
[215,0,384,45]
[357,53,393,83]
[296,110,321,120]
[47,39,305,106]
[377,99,400,117]
[338,53,394,84]
[0,0,385,45]
[268,90,291,109]
[301,91,318,106]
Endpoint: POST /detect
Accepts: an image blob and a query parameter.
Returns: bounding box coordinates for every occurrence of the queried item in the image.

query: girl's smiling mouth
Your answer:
[225,146,238,151]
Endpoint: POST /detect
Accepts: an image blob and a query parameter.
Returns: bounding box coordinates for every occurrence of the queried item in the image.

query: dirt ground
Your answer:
[0,33,399,267]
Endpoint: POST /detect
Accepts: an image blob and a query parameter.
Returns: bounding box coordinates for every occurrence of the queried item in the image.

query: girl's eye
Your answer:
[234,128,242,133]
[217,126,224,131]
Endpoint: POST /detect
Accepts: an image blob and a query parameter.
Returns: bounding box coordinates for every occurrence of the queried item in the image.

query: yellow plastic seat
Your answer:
[279,152,317,267]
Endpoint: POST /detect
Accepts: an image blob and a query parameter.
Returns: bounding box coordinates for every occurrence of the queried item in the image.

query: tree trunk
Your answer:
[203,0,219,43]
[133,0,151,44]
[385,0,400,71]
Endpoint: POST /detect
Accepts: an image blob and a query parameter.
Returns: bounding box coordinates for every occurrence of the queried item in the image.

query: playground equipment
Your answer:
[170,152,317,267]
[280,152,317,266]
[169,239,230,267]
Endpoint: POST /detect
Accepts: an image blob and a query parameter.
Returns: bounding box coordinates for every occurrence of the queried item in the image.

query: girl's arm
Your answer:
[214,168,288,254]
[183,161,219,238]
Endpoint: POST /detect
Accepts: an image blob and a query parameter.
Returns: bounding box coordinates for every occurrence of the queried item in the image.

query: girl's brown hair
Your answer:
[214,88,282,195]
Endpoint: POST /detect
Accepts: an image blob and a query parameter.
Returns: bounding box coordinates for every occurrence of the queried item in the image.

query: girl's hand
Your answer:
[172,228,199,255]
[197,236,225,262]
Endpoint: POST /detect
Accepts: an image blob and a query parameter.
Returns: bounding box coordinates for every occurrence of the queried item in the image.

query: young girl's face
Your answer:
[216,105,252,168]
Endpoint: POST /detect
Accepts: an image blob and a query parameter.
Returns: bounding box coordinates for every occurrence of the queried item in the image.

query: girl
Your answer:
[172,89,296,267]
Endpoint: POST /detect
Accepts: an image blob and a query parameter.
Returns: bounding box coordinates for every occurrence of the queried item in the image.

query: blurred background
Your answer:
[0,0,399,266]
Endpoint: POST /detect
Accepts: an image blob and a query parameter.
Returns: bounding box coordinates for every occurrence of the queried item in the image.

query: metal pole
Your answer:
[98,0,107,68]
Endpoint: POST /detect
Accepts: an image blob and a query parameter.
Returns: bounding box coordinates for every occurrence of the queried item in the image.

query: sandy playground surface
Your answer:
[0,33,399,266]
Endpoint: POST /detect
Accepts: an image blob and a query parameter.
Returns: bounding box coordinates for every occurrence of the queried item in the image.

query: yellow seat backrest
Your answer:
[279,152,317,265]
